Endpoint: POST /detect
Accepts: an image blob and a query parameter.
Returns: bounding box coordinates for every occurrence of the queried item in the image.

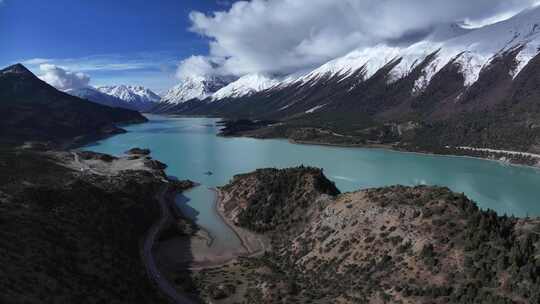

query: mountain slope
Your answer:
[211,73,280,100]
[206,167,540,304]
[161,76,230,103]
[65,87,134,110]
[0,149,177,304]
[0,64,147,145]
[152,75,233,113]
[97,85,160,112]
[159,7,540,157]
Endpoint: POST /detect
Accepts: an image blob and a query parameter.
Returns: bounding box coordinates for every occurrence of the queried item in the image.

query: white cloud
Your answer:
[176,55,219,79]
[21,58,51,65]
[22,52,176,73]
[185,0,539,76]
[39,64,91,91]
[18,53,180,93]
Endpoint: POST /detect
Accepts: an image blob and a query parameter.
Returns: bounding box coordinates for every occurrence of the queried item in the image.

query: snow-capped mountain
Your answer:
[97,85,160,111]
[211,74,280,100]
[154,5,540,129]
[65,87,130,109]
[289,6,540,91]
[426,22,472,42]
[160,75,232,104]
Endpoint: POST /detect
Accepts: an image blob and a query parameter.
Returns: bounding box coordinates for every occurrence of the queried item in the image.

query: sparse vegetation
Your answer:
[204,167,540,304]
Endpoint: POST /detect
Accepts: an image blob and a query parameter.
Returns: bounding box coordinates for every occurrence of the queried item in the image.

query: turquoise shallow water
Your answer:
[85,115,540,246]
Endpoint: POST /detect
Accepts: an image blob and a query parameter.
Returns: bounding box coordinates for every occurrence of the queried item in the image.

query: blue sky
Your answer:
[1,0,537,93]
[0,0,232,92]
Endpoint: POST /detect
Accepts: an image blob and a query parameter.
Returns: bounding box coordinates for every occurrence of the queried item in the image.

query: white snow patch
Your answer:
[452,51,491,86]
[97,85,160,104]
[212,74,280,100]
[511,44,540,78]
[305,104,327,114]
[278,103,293,111]
[161,75,230,104]
[296,45,407,85]
[300,7,540,94]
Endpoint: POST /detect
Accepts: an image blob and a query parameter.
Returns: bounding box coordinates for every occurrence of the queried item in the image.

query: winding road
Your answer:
[70,151,196,302]
[142,185,198,304]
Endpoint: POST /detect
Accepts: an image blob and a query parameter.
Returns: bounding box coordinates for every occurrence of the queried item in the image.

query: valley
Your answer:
[5,2,540,303]
[148,7,540,166]
[84,115,540,303]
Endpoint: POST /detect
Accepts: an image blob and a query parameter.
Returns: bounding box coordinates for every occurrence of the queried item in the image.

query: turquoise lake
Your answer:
[85,115,540,249]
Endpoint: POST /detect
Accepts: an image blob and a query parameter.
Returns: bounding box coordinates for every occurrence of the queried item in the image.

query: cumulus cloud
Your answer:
[39,64,91,91]
[184,0,539,76]
[176,55,220,79]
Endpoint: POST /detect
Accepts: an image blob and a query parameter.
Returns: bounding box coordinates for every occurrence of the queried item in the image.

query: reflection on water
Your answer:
[175,187,241,251]
[86,114,540,238]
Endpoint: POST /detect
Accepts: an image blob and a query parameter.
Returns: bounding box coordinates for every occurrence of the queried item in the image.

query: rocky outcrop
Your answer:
[126,147,151,156]
[219,167,339,234]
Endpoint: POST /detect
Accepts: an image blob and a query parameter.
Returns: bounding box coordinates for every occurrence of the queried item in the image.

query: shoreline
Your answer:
[289,138,394,149]
[209,187,268,256]
[287,138,540,170]
[217,123,540,170]
[170,187,267,271]
[170,190,215,247]
[114,114,540,171]
[209,188,251,253]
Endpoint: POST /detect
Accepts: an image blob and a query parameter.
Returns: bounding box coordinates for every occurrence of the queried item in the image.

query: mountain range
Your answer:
[151,6,540,156]
[0,64,146,145]
[67,85,160,112]
[7,6,540,155]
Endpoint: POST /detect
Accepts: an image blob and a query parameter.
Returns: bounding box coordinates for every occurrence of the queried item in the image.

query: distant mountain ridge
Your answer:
[0,64,146,145]
[152,75,234,113]
[97,85,160,111]
[161,75,232,104]
[154,6,540,157]
[66,87,130,109]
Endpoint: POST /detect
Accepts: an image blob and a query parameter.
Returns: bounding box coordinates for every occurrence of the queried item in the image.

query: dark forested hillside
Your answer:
[0,149,171,304]
[0,64,147,145]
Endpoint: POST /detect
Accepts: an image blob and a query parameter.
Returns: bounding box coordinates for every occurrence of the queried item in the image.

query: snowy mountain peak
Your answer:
[297,5,540,93]
[161,75,232,104]
[159,6,540,109]
[427,22,472,42]
[90,85,160,111]
[97,85,160,104]
[65,86,138,110]
[212,74,280,100]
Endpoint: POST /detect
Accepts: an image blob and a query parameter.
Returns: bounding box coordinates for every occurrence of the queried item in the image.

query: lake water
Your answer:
[85,115,540,250]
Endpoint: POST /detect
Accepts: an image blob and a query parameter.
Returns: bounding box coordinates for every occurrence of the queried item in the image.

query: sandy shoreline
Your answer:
[210,187,269,256]
[161,187,268,271]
